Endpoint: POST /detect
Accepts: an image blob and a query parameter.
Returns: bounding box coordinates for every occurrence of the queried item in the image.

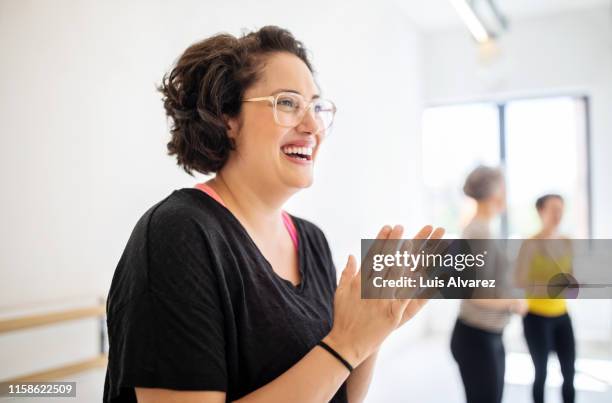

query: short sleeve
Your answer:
[104,204,227,401]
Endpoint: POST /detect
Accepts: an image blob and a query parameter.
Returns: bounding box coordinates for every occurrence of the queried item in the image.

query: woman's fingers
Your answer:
[391,298,411,322]
[412,225,434,240]
[409,226,446,260]
[375,225,393,240]
[364,225,394,282]
[424,227,449,261]
[363,224,446,298]
[389,224,404,239]
[430,226,445,240]
[379,225,405,265]
[407,225,434,256]
[339,254,357,290]
[372,225,404,285]
[392,226,445,313]
[363,225,392,269]
[401,297,429,324]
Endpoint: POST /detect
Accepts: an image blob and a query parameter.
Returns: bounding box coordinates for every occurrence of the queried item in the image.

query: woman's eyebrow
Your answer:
[272,88,321,99]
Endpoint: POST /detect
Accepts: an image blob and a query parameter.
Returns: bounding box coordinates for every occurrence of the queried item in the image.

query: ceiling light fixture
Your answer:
[450,0,508,43]
[450,0,490,42]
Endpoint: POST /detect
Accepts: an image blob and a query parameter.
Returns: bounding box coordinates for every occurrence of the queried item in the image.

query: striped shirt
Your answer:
[458,218,510,333]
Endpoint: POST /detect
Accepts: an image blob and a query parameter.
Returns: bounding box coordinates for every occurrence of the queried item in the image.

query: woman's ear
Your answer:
[224,114,240,140]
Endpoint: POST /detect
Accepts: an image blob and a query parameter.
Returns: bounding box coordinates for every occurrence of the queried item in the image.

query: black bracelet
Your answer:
[317,340,354,372]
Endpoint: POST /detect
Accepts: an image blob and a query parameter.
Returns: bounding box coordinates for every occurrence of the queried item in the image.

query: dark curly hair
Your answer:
[536,194,563,211]
[158,26,314,176]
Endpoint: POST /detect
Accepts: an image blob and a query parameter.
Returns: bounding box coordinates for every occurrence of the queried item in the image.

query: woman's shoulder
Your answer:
[144,187,231,235]
[114,186,223,252]
[117,187,232,263]
[108,189,228,314]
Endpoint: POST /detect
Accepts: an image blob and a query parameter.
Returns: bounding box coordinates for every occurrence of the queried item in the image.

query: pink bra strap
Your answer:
[194,182,225,206]
[194,182,298,250]
[281,211,299,251]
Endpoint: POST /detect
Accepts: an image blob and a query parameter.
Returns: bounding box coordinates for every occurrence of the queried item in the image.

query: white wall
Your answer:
[0,0,425,378]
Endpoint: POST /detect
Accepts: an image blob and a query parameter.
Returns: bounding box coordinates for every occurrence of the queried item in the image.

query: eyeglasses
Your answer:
[242,91,337,134]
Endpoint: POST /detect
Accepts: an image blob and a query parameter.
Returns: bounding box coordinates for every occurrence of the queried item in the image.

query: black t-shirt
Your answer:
[103,187,347,402]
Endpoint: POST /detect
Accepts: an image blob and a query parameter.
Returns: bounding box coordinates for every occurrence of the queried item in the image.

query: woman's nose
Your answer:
[296,105,320,134]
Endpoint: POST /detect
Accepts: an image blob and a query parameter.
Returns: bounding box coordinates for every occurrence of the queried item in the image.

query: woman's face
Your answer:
[489,180,506,214]
[225,52,324,193]
[539,197,564,230]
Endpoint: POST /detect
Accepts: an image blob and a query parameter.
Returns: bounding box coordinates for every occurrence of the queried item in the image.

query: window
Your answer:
[422,95,591,239]
[504,97,590,238]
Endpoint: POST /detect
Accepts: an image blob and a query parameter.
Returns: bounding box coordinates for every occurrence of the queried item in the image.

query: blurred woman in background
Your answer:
[515,194,576,403]
[450,165,527,403]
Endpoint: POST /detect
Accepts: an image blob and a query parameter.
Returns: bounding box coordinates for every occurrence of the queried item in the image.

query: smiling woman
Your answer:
[103,25,442,403]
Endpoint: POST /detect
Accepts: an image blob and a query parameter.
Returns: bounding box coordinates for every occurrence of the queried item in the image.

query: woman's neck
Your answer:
[535,226,559,239]
[207,169,292,235]
[473,202,496,222]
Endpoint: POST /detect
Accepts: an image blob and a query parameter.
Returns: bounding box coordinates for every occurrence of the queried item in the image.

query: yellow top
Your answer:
[526,253,571,317]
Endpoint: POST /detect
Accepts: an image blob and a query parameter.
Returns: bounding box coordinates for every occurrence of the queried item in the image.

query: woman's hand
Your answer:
[394,225,445,328]
[509,298,528,316]
[323,224,444,368]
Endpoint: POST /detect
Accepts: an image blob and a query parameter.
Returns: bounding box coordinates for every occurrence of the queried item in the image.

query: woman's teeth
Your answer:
[281,145,313,161]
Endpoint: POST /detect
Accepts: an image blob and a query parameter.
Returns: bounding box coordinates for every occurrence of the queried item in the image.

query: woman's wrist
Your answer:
[322,331,367,368]
[317,340,354,372]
